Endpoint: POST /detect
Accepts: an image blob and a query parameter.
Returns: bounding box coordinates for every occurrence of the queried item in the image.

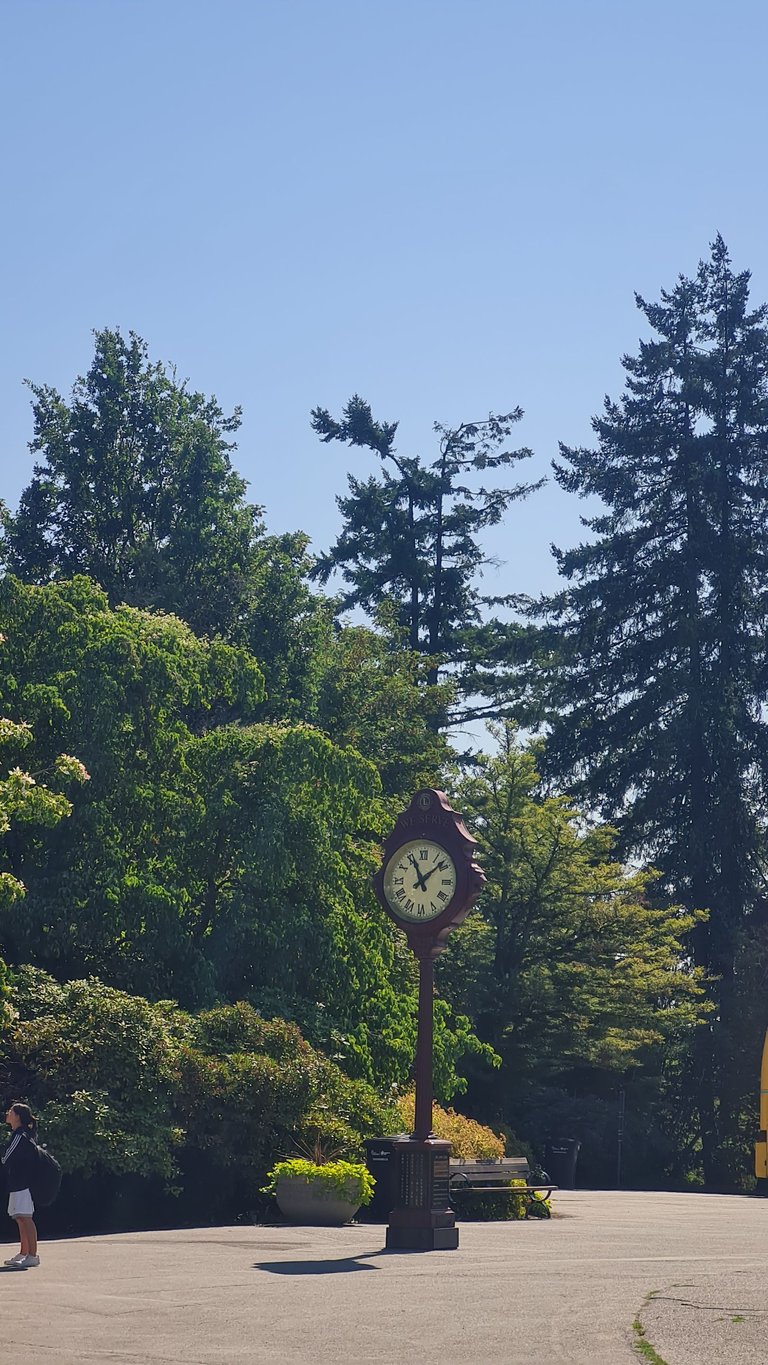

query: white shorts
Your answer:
[8,1189,34,1218]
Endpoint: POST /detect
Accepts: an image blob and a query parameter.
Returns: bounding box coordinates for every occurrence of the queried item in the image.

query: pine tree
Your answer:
[540,238,768,1181]
[311,395,544,726]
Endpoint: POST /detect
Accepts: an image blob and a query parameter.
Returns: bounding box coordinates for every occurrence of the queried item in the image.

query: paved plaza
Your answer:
[2,1190,767,1363]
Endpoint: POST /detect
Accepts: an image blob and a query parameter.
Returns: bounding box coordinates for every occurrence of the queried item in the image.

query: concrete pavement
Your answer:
[1,1190,767,1363]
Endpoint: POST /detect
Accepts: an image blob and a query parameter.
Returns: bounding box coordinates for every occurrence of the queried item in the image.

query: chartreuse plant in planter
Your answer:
[262,1159,375,1206]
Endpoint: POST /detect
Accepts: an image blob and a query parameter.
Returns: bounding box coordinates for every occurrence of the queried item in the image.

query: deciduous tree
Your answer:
[438,724,707,1122]
[2,329,261,638]
[0,577,487,1096]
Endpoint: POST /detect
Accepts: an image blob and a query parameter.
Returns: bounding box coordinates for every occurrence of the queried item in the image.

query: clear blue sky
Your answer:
[4,0,768,597]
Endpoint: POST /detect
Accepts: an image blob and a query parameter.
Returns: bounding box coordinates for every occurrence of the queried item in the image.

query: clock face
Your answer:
[382,839,458,922]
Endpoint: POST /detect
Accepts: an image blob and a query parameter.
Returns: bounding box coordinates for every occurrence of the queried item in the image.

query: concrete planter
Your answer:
[275,1174,362,1226]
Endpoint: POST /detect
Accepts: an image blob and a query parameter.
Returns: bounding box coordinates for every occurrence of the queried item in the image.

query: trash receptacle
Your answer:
[363,1135,408,1221]
[544,1138,581,1189]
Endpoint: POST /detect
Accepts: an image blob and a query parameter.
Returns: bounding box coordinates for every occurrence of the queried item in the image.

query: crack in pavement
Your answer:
[649,1292,766,1316]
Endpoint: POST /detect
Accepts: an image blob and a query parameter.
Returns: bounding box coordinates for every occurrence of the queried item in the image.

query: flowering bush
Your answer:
[396,1092,505,1160]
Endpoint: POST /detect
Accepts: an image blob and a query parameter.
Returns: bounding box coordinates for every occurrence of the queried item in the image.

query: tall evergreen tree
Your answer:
[311,396,544,726]
[540,237,768,1181]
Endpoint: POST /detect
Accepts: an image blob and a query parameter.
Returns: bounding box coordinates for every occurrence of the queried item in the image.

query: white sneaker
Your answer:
[3,1253,24,1265]
[20,1255,40,1267]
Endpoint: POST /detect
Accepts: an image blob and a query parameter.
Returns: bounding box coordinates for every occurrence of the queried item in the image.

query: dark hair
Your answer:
[9,1104,37,1139]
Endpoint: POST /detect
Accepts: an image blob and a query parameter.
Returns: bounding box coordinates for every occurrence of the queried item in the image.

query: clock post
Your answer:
[372,788,486,1251]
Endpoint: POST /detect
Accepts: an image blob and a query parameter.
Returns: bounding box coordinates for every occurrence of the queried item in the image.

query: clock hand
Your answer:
[408,852,429,892]
[421,860,448,886]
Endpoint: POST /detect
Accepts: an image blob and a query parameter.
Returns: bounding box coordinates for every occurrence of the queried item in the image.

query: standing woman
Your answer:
[3,1103,40,1268]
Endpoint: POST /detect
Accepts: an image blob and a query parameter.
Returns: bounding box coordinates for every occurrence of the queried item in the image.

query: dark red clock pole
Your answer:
[372,788,486,1251]
[413,941,437,1142]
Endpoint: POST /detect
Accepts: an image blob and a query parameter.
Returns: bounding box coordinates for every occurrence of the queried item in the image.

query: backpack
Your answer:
[30,1143,62,1207]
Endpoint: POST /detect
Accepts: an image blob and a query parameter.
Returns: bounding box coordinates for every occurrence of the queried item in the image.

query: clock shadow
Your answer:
[253,1249,386,1275]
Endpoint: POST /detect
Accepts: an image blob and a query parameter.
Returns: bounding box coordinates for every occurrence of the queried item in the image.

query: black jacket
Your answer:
[2,1130,39,1193]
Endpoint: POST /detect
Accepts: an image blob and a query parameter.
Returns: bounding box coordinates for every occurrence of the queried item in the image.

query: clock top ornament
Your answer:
[373,788,486,946]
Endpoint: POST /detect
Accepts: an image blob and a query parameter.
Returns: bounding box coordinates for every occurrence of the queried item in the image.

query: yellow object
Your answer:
[396,1091,505,1160]
[755,1029,768,1179]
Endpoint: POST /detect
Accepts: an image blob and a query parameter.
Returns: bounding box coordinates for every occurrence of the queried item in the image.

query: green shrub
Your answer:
[178,1000,400,1175]
[1,968,400,1229]
[450,1179,552,1221]
[193,1003,313,1065]
[526,1192,552,1218]
[451,1179,528,1221]
[3,968,178,1180]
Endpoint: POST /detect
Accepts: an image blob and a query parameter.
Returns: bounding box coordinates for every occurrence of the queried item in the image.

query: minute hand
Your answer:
[408,853,429,891]
[421,861,448,886]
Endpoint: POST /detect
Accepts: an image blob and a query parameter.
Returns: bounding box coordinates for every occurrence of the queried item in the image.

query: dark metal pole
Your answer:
[617,1088,626,1189]
[413,945,435,1141]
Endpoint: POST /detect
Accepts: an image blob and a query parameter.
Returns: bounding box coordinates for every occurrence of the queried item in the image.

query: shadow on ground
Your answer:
[254,1250,386,1275]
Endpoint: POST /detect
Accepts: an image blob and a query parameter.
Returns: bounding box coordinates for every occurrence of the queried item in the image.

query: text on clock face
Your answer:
[383,840,457,920]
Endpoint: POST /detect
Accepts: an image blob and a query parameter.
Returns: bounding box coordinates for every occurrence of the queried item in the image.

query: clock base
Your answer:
[385,1224,459,1251]
[383,1136,459,1252]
